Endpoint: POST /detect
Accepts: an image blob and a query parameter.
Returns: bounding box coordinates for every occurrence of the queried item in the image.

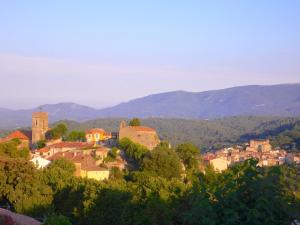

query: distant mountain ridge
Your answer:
[97,83,300,118]
[1,84,300,129]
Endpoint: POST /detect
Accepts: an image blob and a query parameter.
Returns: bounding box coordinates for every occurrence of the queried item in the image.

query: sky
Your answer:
[0,1,299,109]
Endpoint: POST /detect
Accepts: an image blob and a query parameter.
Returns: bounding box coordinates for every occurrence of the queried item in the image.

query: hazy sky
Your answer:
[0,1,299,109]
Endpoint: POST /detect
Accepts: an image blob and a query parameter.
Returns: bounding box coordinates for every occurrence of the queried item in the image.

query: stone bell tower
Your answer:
[32,112,49,143]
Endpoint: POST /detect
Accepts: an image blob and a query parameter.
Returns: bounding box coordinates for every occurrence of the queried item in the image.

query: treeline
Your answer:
[0,141,299,225]
[2,116,300,151]
[49,116,300,150]
[271,123,300,150]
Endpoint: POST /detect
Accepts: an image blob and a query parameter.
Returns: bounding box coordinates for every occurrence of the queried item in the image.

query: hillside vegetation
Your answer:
[50,116,300,150]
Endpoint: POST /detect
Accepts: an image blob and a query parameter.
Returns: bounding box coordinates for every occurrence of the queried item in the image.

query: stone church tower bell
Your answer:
[32,112,49,143]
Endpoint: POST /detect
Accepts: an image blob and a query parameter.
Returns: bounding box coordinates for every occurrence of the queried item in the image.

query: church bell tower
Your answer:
[32,112,49,143]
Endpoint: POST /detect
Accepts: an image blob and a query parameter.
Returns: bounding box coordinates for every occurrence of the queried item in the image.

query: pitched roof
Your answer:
[36,147,50,153]
[47,141,95,149]
[128,126,156,132]
[86,128,106,134]
[48,151,107,171]
[5,130,31,140]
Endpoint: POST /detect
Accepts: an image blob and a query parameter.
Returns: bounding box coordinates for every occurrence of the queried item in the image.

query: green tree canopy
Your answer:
[129,118,141,126]
[142,144,182,179]
[66,131,86,142]
[119,138,149,165]
[176,143,199,170]
[48,158,76,175]
[0,158,53,216]
[47,124,68,140]
[43,214,73,225]
[36,140,46,149]
[0,141,29,159]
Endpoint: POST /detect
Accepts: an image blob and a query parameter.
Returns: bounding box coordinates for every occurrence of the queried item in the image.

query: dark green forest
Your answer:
[0,140,300,225]
[47,116,300,150]
[1,116,300,151]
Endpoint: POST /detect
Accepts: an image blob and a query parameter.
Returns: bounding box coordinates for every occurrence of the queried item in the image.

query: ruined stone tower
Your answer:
[119,120,126,130]
[32,112,49,143]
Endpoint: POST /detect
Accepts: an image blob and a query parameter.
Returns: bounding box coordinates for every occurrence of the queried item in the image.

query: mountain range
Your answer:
[1,84,300,129]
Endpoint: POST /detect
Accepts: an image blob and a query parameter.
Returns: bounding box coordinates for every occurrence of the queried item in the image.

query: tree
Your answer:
[176,143,199,170]
[142,144,182,179]
[109,167,124,179]
[0,141,29,159]
[119,138,149,164]
[48,158,76,175]
[129,118,141,126]
[109,147,118,159]
[36,140,46,149]
[47,124,68,139]
[0,158,53,216]
[66,131,86,142]
[43,214,73,225]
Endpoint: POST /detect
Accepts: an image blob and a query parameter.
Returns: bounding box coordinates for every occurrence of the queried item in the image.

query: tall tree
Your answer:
[47,124,68,139]
[176,143,199,170]
[129,118,141,126]
[142,144,182,179]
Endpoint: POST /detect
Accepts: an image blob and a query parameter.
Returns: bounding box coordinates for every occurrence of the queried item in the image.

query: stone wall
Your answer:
[119,127,160,150]
[32,112,49,143]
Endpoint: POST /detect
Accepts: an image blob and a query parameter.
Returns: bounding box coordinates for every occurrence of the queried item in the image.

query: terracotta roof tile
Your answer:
[128,126,156,132]
[86,128,106,134]
[6,130,31,140]
[47,141,94,149]
[48,151,107,171]
[36,147,50,153]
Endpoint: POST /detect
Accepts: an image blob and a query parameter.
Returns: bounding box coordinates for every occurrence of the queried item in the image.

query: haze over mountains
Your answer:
[1,84,300,129]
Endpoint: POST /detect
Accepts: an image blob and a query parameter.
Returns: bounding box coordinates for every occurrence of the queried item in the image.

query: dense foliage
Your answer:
[0,155,299,225]
[47,116,300,150]
[271,124,300,150]
[119,138,149,164]
[65,131,86,142]
[142,143,182,179]
[0,140,29,159]
[129,118,141,126]
[47,124,68,140]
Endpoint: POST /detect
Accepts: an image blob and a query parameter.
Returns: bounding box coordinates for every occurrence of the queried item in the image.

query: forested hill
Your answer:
[50,116,300,150]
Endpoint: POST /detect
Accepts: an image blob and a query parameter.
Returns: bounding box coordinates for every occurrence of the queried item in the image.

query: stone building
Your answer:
[119,121,160,150]
[48,151,109,181]
[32,112,49,143]
[247,139,272,152]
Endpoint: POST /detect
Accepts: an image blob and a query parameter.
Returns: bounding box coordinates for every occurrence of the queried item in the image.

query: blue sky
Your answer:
[0,1,299,109]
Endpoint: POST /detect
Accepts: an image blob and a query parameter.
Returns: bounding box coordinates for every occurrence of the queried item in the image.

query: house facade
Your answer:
[85,128,111,143]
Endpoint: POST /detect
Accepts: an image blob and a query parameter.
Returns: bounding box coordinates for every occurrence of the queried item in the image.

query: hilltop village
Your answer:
[0,111,300,225]
[0,112,161,181]
[0,111,299,181]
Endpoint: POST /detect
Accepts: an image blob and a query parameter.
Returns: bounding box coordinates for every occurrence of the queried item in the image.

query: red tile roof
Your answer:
[86,128,106,134]
[36,147,50,153]
[48,151,107,171]
[6,130,31,140]
[47,142,94,149]
[128,126,156,132]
